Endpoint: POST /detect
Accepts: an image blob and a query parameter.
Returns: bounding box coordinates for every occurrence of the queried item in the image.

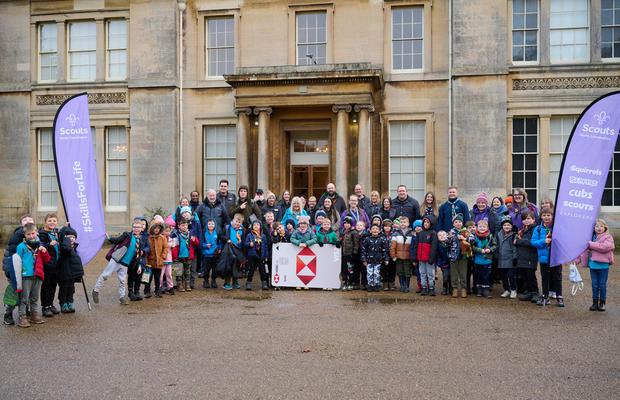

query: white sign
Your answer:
[271,243,341,289]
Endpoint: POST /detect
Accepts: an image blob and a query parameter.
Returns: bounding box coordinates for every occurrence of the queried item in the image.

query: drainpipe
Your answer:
[448,0,453,187]
[178,0,187,199]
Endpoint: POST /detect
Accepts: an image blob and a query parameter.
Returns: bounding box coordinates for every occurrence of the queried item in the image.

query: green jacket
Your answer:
[290,229,317,247]
[316,229,339,245]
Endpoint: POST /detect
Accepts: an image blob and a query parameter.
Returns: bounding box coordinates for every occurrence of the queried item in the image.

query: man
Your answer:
[189,191,201,213]
[217,179,237,216]
[354,184,371,215]
[306,196,317,225]
[437,186,470,232]
[340,195,370,229]
[318,183,347,214]
[391,185,421,223]
[196,189,229,237]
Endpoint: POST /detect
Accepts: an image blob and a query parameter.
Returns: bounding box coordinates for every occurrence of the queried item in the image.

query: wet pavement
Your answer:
[1,251,619,399]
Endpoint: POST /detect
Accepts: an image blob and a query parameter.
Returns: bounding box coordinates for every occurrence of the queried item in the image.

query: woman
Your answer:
[488,196,508,235]
[278,190,291,211]
[319,197,341,228]
[380,197,397,222]
[261,192,282,221]
[280,196,308,227]
[470,192,491,225]
[509,188,538,230]
[173,196,191,223]
[420,191,438,218]
[366,190,382,218]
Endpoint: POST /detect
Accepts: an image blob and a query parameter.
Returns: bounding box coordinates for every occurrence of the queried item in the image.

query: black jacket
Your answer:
[391,195,421,222]
[3,227,24,278]
[361,235,389,264]
[217,191,237,216]
[515,226,538,269]
[197,198,229,236]
[261,203,283,222]
[57,227,85,282]
[318,192,347,214]
[38,229,60,271]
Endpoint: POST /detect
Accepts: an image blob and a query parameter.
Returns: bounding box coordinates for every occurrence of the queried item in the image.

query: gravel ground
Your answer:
[1,250,618,400]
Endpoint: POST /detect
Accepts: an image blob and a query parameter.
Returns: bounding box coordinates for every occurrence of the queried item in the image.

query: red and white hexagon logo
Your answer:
[296,246,317,286]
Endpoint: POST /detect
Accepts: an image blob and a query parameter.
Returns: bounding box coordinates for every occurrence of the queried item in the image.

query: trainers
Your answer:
[510,290,517,299]
[261,281,269,290]
[245,282,252,291]
[92,290,99,304]
[233,283,241,290]
[43,307,54,318]
[68,303,76,313]
[500,290,510,298]
[3,312,15,326]
[61,303,71,313]
[421,288,428,296]
[549,291,557,299]
[556,297,565,308]
[50,305,60,315]
[211,281,218,289]
[536,297,549,306]
[223,283,232,291]
[119,297,129,305]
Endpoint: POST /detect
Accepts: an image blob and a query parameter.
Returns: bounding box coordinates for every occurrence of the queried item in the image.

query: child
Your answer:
[370,214,383,228]
[291,216,317,290]
[146,221,168,298]
[414,215,438,296]
[381,219,396,291]
[340,216,359,290]
[56,226,84,313]
[171,219,200,292]
[285,219,296,241]
[161,224,176,295]
[179,207,202,290]
[222,216,245,290]
[436,230,451,295]
[272,222,288,244]
[39,213,60,317]
[314,210,327,232]
[201,219,221,289]
[514,211,539,302]
[355,220,368,289]
[496,218,517,299]
[470,219,497,298]
[411,219,423,293]
[465,220,476,294]
[531,207,563,307]
[245,220,269,290]
[132,217,150,299]
[579,219,614,312]
[316,218,340,246]
[390,216,413,292]
[12,223,50,327]
[361,224,389,292]
[94,221,144,305]
[447,215,470,298]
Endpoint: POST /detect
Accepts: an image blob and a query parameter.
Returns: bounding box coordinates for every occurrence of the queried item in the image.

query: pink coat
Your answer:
[579,232,615,266]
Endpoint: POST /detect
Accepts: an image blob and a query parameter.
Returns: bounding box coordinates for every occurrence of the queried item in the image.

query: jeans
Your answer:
[540,263,563,297]
[366,263,382,287]
[419,261,435,290]
[94,259,128,299]
[590,268,609,302]
[475,264,492,289]
[501,268,517,291]
[19,277,42,317]
[450,258,468,290]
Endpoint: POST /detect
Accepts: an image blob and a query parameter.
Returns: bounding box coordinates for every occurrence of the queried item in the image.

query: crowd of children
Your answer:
[2,185,615,328]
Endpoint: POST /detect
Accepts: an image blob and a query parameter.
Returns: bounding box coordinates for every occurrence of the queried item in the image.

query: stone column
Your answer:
[332,104,352,194]
[254,107,272,190]
[234,107,252,187]
[354,104,375,192]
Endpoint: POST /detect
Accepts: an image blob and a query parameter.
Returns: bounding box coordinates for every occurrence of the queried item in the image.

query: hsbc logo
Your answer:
[296,247,317,286]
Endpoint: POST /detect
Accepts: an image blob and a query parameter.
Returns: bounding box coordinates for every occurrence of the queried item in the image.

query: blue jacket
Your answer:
[438,199,470,232]
[280,208,308,227]
[531,223,551,264]
[201,229,221,257]
[244,231,269,259]
[16,243,36,277]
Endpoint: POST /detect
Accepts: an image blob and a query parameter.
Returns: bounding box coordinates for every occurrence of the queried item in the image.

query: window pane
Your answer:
[204,125,236,192]
[39,129,58,209]
[297,12,327,65]
[106,127,128,208]
[392,6,424,70]
[207,17,235,75]
[389,121,426,196]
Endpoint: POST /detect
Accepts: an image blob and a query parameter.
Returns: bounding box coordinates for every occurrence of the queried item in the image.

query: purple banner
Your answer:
[550,91,620,266]
[53,93,106,265]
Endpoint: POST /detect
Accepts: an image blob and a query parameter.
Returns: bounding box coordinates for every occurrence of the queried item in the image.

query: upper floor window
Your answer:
[550,0,589,63]
[602,0,620,59]
[392,6,424,71]
[69,21,96,81]
[207,16,235,76]
[39,23,58,82]
[107,20,127,80]
[296,11,326,65]
[512,0,539,63]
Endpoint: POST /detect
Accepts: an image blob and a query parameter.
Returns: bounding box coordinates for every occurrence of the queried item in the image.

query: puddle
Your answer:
[350,297,416,305]
[225,294,272,301]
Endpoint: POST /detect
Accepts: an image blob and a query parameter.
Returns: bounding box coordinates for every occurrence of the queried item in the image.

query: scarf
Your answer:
[518,224,532,240]
[448,197,460,219]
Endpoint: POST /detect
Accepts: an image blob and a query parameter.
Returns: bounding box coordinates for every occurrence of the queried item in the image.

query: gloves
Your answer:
[318,242,324,247]
[335,243,341,248]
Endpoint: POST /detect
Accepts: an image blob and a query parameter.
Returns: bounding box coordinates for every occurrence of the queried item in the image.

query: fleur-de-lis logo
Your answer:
[594,111,610,126]
[66,113,79,127]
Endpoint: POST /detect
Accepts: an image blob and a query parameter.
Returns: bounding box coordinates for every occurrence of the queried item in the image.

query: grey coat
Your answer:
[496,230,517,269]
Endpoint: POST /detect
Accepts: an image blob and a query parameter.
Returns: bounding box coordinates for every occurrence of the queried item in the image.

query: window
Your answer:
[39,23,57,81]
[389,121,426,200]
[69,21,96,81]
[549,116,577,198]
[602,0,620,59]
[602,139,620,206]
[38,128,58,209]
[512,117,538,202]
[550,0,589,63]
[106,127,128,209]
[206,16,234,76]
[107,20,127,80]
[392,6,424,71]
[512,0,538,62]
[293,138,329,153]
[296,11,326,65]
[204,125,236,192]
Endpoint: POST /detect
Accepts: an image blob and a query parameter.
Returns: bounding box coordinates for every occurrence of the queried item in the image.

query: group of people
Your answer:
[2,180,614,328]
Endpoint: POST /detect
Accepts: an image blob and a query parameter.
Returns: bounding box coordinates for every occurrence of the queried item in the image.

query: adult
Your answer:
[278,190,291,212]
[509,188,539,230]
[420,191,438,218]
[217,179,237,216]
[261,192,282,222]
[230,185,262,228]
[354,184,371,214]
[391,185,421,223]
[470,192,491,225]
[437,186,470,232]
[196,189,229,236]
[189,190,201,213]
[340,195,371,229]
[173,196,191,223]
[280,196,309,227]
[365,190,382,219]
[488,196,509,236]
[253,188,265,209]
[380,197,396,222]
[319,197,341,228]
[318,183,347,214]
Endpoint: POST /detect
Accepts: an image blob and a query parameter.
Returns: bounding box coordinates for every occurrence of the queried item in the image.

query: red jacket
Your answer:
[171,230,200,261]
